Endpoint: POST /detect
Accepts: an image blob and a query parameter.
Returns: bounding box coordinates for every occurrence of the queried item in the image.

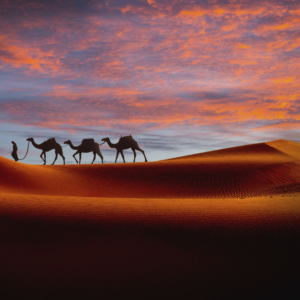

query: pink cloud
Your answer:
[0,0,299,141]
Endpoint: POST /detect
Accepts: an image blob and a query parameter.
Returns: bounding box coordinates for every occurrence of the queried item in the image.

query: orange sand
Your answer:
[0,139,300,298]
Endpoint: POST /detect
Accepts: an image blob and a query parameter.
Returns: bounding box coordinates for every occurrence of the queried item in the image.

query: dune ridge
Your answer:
[1,139,300,198]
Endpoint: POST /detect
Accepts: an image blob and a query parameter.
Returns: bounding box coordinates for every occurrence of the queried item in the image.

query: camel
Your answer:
[26,137,65,165]
[64,139,104,164]
[101,135,147,163]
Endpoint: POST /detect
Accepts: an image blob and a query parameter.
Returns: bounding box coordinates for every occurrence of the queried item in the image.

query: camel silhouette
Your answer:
[64,139,104,164]
[102,135,147,163]
[26,138,65,165]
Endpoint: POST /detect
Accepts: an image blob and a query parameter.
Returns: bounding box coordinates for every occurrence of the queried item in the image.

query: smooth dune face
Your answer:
[1,139,300,298]
[1,139,300,198]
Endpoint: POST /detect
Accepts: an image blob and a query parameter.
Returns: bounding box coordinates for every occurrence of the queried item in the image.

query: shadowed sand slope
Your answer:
[1,139,300,198]
[0,193,300,298]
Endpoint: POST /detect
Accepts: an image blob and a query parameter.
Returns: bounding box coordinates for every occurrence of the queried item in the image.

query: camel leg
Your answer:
[57,148,65,165]
[40,151,46,165]
[137,147,147,162]
[99,152,104,164]
[132,148,136,163]
[142,150,148,162]
[40,152,44,164]
[79,153,82,164]
[96,148,104,164]
[52,152,58,165]
[120,150,126,163]
[60,153,65,165]
[73,151,79,164]
[115,151,119,163]
[91,152,96,164]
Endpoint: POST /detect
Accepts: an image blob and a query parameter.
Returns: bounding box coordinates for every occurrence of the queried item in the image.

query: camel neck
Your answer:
[31,139,43,149]
[68,142,79,150]
[107,139,117,148]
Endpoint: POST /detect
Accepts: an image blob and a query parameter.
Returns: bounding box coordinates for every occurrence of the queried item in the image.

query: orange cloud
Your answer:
[0,37,60,72]
[0,0,299,142]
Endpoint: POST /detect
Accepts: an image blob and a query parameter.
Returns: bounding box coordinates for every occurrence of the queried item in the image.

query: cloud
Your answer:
[0,0,299,160]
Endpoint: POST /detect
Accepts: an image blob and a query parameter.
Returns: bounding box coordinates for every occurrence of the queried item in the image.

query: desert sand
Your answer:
[0,139,300,299]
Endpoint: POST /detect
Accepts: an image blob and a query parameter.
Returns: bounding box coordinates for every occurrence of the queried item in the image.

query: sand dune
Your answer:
[1,139,300,298]
[1,139,300,198]
[0,192,300,298]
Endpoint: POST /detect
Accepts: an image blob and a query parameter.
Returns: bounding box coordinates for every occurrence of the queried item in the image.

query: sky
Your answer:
[0,0,299,164]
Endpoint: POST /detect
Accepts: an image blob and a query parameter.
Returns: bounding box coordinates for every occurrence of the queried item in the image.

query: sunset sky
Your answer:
[0,0,299,164]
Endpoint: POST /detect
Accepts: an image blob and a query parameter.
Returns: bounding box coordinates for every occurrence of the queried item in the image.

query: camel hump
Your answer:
[120,135,136,143]
[44,138,57,147]
[82,138,95,147]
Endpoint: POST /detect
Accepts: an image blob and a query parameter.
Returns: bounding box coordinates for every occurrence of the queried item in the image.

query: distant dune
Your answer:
[1,140,300,298]
[1,139,300,198]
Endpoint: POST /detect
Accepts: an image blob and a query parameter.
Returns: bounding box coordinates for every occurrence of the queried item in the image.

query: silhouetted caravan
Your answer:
[102,135,147,163]
[64,138,104,164]
[26,137,65,165]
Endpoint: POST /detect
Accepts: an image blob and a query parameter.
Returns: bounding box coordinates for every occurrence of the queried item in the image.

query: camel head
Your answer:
[26,138,33,142]
[64,140,71,145]
[101,137,109,143]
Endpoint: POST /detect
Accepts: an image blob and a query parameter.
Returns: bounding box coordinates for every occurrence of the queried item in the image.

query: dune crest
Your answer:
[267,139,300,160]
[1,139,300,198]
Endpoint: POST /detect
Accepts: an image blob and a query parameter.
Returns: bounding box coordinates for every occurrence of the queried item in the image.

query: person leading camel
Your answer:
[11,141,19,161]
